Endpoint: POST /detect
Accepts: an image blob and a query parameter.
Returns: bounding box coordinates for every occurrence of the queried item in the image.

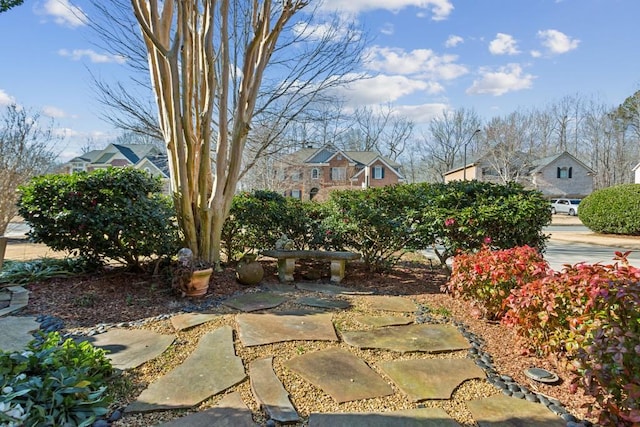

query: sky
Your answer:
[1,0,639,162]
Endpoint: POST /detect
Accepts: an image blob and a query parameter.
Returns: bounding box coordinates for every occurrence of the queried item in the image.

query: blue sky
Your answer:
[1,0,639,161]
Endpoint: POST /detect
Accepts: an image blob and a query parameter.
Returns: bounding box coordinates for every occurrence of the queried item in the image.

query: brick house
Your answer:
[277,145,405,200]
[444,151,594,198]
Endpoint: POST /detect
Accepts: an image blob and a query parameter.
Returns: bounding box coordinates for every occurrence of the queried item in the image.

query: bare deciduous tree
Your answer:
[126,0,364,265]
[0,105,59,234]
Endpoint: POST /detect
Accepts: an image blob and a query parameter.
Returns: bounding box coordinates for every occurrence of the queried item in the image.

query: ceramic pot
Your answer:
[236,255,264,285]
[185,268,213,297]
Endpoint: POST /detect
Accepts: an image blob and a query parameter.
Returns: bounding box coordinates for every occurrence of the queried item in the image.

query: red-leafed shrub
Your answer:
[502,261,615,357]
[572,253,640,426]
[445,245,548,320]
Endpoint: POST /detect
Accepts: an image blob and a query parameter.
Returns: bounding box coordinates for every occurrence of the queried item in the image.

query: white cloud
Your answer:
[537,29,580,54]
[380,23,394,35]
[365,46,468,80]
[319,0,454,21]
[336,74,434,106]
[489,33,520,55]
[466,64,535,96]
[36,0,88,28]
[58,49,126,64]
[530,50,542,58]
[43,105,66,118]
[52,127,78,138]
[0,89,15,106]
[395,103,448,124]
[445,35,463,48]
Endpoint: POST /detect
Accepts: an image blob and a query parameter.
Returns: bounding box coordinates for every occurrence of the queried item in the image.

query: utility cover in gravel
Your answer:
[222,292,288,312]
[361,295,417,312]
[467,395,566,426]
[341,324,469,353]
[156,392,257,427]
[295,282,373,295]
[308,407,459,427]
[81,328,175,370]
[379,359,485,400]
[125,326,245,412]
[250,356,299,423]
[170,313,218,331]
[285,348,393,403]
[353,315,413,328]
[236,312,338,346]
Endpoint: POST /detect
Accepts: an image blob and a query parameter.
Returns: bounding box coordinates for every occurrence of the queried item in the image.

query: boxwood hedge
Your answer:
[579,184,640,235]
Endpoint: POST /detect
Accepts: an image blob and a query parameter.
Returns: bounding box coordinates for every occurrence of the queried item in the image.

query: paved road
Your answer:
[544,240,640,271]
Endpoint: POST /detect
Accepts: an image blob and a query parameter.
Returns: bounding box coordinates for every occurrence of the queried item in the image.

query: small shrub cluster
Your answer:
[18,168,181,269]
[448,247,639,424]
[223,182,550,272]
[446,245,548,320]
[0,332,113,427]
[579,183,640,235]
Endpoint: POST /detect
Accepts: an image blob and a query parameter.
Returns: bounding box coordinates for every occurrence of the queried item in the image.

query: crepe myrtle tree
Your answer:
[128,0,363,268]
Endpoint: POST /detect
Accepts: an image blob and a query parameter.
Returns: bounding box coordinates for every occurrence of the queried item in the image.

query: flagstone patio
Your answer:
[0,285,574,426]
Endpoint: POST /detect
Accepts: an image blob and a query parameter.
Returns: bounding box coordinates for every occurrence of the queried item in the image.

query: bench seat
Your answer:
[261,250,361,283]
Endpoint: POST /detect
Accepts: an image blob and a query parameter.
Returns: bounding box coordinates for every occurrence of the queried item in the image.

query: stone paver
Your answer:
[222,292,288,312]
[467,395,566,426]
[126,326,245,412]
[362,295,418,312]
[250,356,299,423]
[0,316,39,352]
[156,392,257,427]
[81,328,175,370]
[353,315,413,328]
[285,348,394,403]
[379,358,485,400]
[308,408,460,427]
[171,313,218,331]
[342,324,469,353]
[295,282,373,295]
[295,296,351,310]
[236,312,338,346]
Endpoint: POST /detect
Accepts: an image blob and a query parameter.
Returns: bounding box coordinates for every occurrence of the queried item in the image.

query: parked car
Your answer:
[550,198,581,216]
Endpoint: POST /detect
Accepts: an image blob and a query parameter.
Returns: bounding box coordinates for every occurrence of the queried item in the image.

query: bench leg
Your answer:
[277,258,295,282]
[330,259,346,283]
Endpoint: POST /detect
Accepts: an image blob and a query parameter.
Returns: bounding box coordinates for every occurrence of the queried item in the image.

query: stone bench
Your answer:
[261,250,361,283]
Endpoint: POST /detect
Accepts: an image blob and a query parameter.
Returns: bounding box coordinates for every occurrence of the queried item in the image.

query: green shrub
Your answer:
[222,190,326,261]
[411,181,551,267]
[325,185,422,272]
[17,168,180,269]
[0,332,112,426]
[446,245,548,320]
[572,252,640,426]
[579,184,640,235]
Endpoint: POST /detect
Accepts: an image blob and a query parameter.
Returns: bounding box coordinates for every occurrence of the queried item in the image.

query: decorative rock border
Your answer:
[415,304,592,426]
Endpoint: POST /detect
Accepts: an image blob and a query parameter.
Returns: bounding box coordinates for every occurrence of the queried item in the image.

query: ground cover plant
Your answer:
[0,332,113,426]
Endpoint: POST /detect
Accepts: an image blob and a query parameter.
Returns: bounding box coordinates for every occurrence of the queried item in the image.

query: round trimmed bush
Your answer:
[579,184,640,235]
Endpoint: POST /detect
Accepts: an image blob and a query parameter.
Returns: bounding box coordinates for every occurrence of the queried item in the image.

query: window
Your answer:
[291,189,301,199]
[373,166,384,180]
[331,167,346,181]
[311,168,319,179]
[557,166,573,179]
[291,171,302,181]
